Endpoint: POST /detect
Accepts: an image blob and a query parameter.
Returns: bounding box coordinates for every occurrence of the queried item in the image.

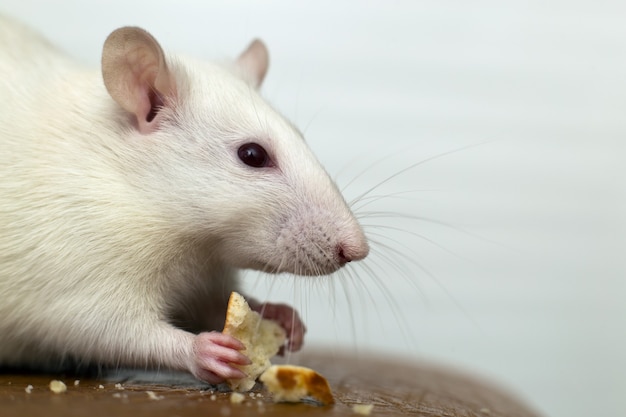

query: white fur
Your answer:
[0,15,368,376]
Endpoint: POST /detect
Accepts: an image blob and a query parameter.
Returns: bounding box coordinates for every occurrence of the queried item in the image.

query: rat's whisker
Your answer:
[363,225,475,265]
[347,140,499,208]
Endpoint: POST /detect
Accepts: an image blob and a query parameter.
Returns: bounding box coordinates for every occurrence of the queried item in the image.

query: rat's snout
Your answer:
[272,205,369,276]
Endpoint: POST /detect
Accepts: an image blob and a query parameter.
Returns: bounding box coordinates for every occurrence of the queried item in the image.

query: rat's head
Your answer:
[101,27,368,276]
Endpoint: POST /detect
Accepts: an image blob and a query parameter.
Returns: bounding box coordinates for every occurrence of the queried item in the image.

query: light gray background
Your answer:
[2,2,624,416]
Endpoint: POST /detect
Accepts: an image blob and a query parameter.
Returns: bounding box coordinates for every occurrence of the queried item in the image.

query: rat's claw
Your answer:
[202,331,246,351]
[191,331,250,383]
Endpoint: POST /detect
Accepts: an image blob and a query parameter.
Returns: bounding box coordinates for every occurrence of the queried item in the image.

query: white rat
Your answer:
[0,16,368,384]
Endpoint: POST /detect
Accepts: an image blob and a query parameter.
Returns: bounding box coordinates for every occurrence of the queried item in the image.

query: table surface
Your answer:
[0,350,542,417]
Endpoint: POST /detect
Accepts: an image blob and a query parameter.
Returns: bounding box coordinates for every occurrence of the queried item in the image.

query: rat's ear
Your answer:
[236,39,269,89]
[102,27,175,134]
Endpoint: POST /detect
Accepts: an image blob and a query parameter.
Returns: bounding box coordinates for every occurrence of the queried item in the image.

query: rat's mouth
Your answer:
[249,257,344,277]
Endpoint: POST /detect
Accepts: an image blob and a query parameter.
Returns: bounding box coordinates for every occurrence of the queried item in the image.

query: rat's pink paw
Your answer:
[190,332,251,384]
[251,302,306,353]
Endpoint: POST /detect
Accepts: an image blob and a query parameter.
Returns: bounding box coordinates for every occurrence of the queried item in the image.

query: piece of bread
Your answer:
[223,292,286,392]
[259,364,334,405]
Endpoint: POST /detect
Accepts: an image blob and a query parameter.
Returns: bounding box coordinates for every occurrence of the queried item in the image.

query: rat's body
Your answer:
[0,16,368,383]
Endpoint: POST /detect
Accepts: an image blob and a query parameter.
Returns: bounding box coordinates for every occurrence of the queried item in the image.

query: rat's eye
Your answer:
[238,143,272,168]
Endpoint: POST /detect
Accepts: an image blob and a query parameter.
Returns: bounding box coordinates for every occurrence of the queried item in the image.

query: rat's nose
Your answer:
[336,240,369,264]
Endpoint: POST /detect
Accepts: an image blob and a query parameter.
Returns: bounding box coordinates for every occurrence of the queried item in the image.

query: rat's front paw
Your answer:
[251,302,306,353]
[190,331,251,384]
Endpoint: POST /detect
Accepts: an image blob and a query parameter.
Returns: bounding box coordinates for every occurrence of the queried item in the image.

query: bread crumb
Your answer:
[25,385,33,394]
[146,390,164,400]
[260,364,334,405]
[98,384,104,389]
[352,404,374,415]
[210,394,217,401]
[114,383,124,390]
[230,392,245,404]
[74,380,80,386]
[49,380,67,394]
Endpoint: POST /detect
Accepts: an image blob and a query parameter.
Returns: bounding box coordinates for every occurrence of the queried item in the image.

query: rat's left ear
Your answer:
[101,26,176,134]
[236,39,269,89]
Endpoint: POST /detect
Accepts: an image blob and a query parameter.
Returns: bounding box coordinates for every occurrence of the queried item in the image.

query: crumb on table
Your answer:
[49,380,67,394]
[352,403,374,415]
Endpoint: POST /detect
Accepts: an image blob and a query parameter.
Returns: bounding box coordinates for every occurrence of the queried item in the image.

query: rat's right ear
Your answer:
[236,39,269,89]
[101,27,176,134]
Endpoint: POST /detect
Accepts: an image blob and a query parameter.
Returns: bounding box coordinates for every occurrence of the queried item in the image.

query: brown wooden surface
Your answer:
[0,350,542,417]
